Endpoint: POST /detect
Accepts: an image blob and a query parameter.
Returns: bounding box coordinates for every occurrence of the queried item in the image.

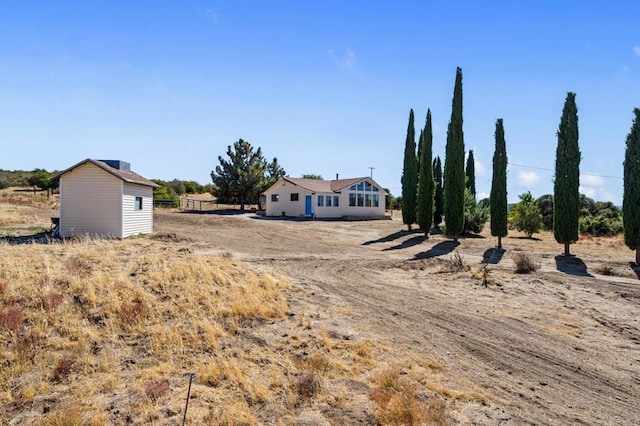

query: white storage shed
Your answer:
[52,159,159,238]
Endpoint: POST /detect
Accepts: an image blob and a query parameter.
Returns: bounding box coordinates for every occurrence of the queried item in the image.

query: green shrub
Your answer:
[509,192,543,237]
[463,188,489,234]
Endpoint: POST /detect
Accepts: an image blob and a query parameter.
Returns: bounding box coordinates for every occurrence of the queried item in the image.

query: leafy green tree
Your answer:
[464,188,489,234]
[509,192,543,238]
[301,174,323,180]
[211,139,285,211]
[401,109,418,230]
[465,150,476,198]
[27,168,53,191]
[417,109,435,236]
[444,67,465,241]
[535,194,554,231]
[490,119,508,248]
[623,108,640,264]
[433,156,444,229]
[554,92,581,256]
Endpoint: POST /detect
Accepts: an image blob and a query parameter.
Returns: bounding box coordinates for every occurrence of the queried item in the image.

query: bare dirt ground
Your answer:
[153,210,640,425]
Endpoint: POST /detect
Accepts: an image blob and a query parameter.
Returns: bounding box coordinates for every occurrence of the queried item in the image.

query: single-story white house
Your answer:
[263,176,386,219]
[51,159,159,238]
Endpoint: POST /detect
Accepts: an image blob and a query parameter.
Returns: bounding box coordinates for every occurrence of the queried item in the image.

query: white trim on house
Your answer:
[263,177,386,219]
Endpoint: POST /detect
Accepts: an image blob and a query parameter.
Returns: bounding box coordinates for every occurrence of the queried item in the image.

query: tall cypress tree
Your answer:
[444,67,465,241]
[553,92,581,256]
[490,119,508,249]
[623,108,640,264]
[417,109,435,236]
[466,150,476,198]
[401,109,418,231]
[433,156,444,229]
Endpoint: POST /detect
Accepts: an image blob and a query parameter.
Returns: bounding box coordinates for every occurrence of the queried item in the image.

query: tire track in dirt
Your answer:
[259,257,640,425]
[155,212,640,425]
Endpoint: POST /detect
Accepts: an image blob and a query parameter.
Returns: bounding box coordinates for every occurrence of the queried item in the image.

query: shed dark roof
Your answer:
[51,159,160,188]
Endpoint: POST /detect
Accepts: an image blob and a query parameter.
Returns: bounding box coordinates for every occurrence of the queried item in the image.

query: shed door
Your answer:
[305,195,312,215]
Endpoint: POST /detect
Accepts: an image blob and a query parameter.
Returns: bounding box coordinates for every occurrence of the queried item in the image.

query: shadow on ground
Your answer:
[383,235,428,251]
[630,263,640,280]
[483,248,506,264]
[414,240,460,260]
[181,209,256,216]
[555,255,593,277]
[362,229,422,245]
[0,232,57,245]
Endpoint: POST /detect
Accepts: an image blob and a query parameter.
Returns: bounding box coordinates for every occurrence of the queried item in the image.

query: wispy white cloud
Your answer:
[634,45,640,56]
[580,173,604,187]
[517,171,540,188]
[477,191,489,200]
[475,159,486,176]
[329,48,357,70]
[203,8,220,23]
[579,173,618,203]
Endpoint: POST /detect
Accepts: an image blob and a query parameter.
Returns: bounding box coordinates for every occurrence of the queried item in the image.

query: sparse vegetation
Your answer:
[513,252,540,273]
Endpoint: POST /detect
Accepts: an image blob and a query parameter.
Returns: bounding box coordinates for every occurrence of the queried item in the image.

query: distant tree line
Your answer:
[151,179,212,208]
[0,168,59,191]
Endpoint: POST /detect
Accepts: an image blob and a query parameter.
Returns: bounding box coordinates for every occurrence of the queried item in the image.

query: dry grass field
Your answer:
[1,191,640,425]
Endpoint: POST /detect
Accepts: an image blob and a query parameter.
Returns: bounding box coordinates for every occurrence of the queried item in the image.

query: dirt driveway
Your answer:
[154,211,640,425]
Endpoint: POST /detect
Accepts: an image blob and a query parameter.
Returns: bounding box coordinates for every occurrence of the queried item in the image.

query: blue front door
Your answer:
[305,195,312,215]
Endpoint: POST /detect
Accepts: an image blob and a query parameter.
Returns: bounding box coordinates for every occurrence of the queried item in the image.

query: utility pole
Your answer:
[369,167,375,178]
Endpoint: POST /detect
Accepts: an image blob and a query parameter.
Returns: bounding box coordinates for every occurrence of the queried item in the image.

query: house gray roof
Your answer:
[51,158,160,188]
[280,177,375,193]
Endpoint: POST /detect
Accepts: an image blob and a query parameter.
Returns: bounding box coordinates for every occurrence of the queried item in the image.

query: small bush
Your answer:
[14,333,46,361]
[513,253,539,274]
[445,251,467,273]
[40,291,65,311]
[53,358,80,381]
[119,301,147,325]
[0,306,24,333]
[508,192,543,237]
[369,366,438,425]
[294,372,321,399]
[307,352,330,376]
[463,188,489,234]
[144,379,170,401]
[64,257,93,277]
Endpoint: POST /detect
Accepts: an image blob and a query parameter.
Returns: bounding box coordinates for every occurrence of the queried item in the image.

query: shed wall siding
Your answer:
[60,164,123,237]
[122,183,154,237]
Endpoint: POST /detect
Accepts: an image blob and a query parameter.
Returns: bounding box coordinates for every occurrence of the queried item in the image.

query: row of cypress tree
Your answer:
[401,67,640,261]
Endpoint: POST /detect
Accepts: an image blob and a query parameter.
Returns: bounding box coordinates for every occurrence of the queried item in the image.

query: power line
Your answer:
[508,162,623,180]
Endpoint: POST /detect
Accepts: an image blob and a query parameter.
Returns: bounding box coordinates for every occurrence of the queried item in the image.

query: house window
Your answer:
[326,196,332,207]
[333,196,339,207]
[135,196,143,210]
[291,193,299,202]
[357,182,364,191]
[365,182,372,192]
[357,193,364,207]
[349,193,356,206]
[365,194,372,207]
[373,186,379,192]
[373,194,380,207]
[350,185,357,190]
[271,194,279,202]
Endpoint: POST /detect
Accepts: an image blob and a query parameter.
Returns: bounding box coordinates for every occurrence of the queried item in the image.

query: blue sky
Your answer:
[1,1,639,203]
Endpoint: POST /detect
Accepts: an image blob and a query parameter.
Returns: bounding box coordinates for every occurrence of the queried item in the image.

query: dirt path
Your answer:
[154,211,640,425]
